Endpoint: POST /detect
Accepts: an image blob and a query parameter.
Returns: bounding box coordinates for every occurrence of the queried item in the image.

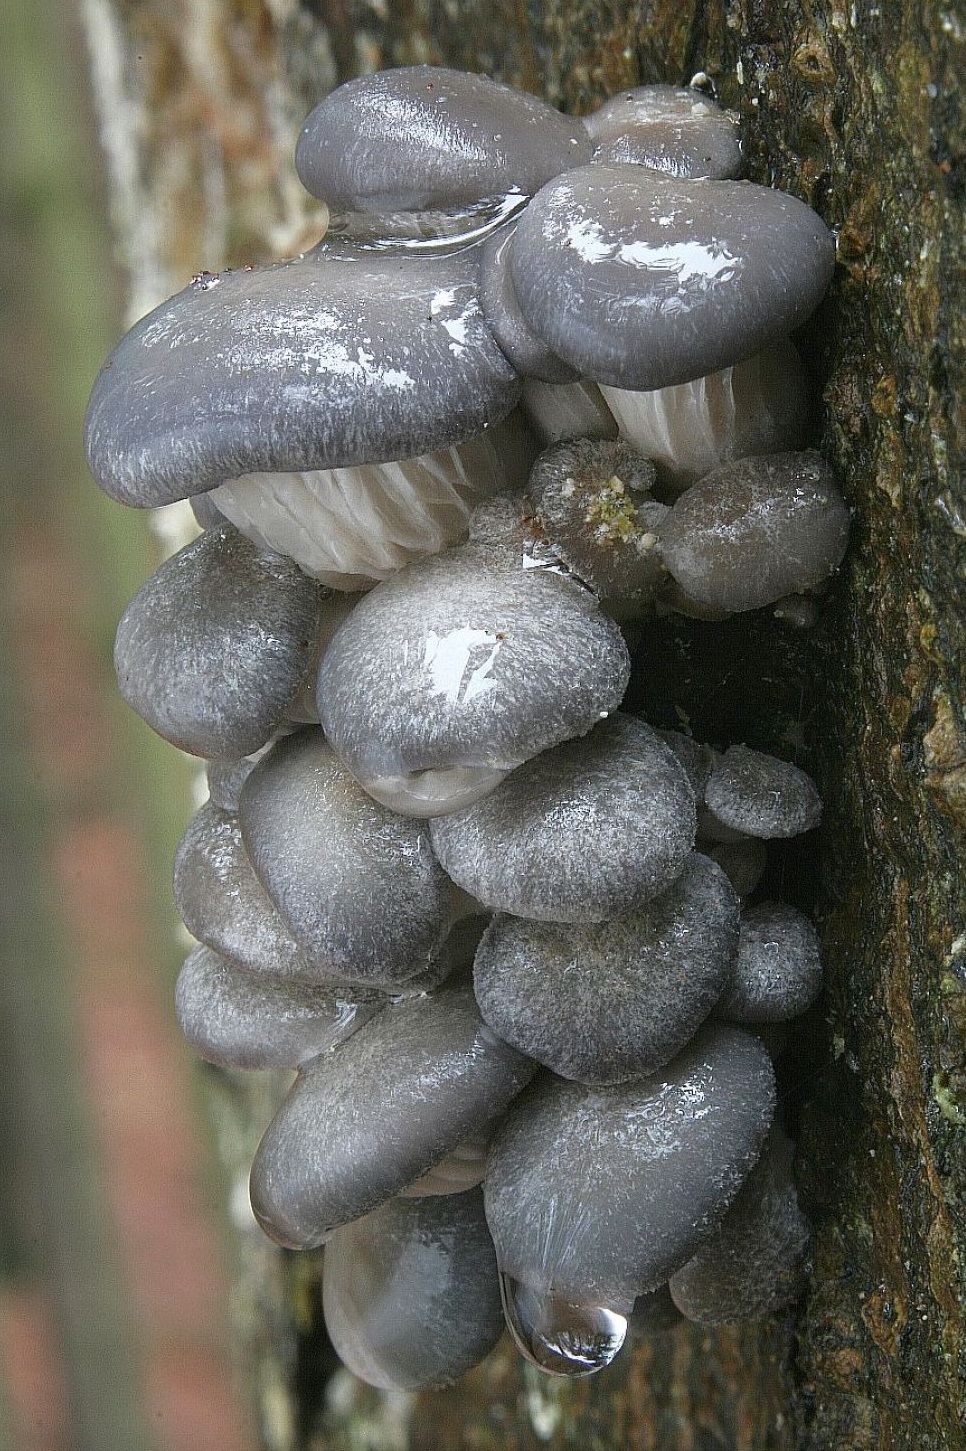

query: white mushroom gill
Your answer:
[210,422,531,588]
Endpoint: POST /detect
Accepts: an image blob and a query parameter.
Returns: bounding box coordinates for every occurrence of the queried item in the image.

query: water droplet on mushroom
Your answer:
[499,1274,627,1376]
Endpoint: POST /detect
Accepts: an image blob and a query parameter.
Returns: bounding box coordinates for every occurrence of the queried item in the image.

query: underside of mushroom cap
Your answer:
[295,66,592,213]
[85,251,520,507]
[509,166,836,390]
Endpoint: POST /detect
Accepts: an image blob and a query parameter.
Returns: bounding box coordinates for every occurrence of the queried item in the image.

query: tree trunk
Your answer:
[80,2,966,1447]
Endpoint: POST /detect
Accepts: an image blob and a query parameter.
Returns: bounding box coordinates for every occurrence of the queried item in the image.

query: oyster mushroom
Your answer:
[656,450,850,609]
[175,943,383,1070]
[583,84,742,179]
[238,730,456,988]
[85,250,519,508]
[718,901,824,1022]
[294,65,592,214]
[483,1023,776,1374]
[322,1190,505,1391]
[250,986,535,1248]
[429,714,697,922]
[507,165,836,389]
[668,1127,810,1323]
[704,744,823,839]
[113,522,322,759]
[472,853,739,1083]
[316,529,631,817]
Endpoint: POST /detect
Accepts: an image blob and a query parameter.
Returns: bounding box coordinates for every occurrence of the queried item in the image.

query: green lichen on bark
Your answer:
[85,1,965,1446]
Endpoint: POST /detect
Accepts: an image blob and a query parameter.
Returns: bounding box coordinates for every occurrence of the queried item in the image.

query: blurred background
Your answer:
[0,0,262,1445]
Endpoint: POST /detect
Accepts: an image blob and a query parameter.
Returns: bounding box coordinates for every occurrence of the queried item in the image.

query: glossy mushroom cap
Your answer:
[173,800,322,983]
[508,166,836,390]
[294,66,592,213]
[85,251,519,508]
[430,714,697,922]
[316,539,631,817]
[704,744,822,839]
[175,943,383,1070]
[479,224,579,382]
[113,523,321,759]
[322,1190,504,1390]
[483,1024,775,1373]
[525,439,667,600]
[599,340,812,493]
[250,986,535,1248]
[718,902,824,1022]
[473,853,739,1083]
[656,451,850,610]
[584,85,742,180]
[668,1127,809,1323]
[238,731,454,987]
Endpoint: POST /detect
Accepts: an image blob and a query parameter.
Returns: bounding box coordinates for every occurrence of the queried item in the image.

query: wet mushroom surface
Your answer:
[84,62,843,1395]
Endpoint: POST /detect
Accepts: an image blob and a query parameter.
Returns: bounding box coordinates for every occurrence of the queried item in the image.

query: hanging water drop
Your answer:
[499,1274,628,1377]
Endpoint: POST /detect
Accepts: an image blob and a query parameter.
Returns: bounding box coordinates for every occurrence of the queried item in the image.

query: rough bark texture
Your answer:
[81,1,966,1447]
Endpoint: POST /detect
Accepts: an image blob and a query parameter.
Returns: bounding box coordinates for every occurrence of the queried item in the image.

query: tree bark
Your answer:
[80,2,966,1447]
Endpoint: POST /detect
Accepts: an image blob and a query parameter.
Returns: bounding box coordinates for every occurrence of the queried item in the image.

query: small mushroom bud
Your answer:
[483,1024,776,1375]
[173,800,320,982]
[704,744,822,839]
[238,731,454,987]
[656,451,850,610]
[113,522,322,758]
[584,85,742,180]
[175,943,383,1071]
[322,1190,504,1391]
[430,715,697,922]
[599,340,812,494]
[508,166,836,390]
[668,1128,809,1323]
[316,538,631,817]
[718,902,823,1022]
[294,66,592,213]
[524,440,667,601]
[250,987,535,1248]
[473,853,739,1084]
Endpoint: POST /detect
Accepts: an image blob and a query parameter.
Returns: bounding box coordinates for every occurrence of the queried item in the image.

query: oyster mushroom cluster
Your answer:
[85,66,847,1389]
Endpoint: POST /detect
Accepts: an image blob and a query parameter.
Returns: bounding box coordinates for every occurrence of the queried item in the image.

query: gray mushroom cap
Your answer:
[430,714,697,923]
[704,744,822,839]
[238,731,454,987]
[656,451,850,611]
[479,225,579,382]
[508,166,836,390]
[249,986,535,1248]
[483,1023,776,1308]
[668,1127,809,1323]
[85,251,519,507]
[113,523,322,758]
[316,542,631,811]
[173,799,323,983]
[584,85,742,179]
[322,1190,504,1391]
[525,438,666,599]
[473,853,739,1084]
[294,66,592,212]
[718,901,823,1022]
[175,943,383,1071]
